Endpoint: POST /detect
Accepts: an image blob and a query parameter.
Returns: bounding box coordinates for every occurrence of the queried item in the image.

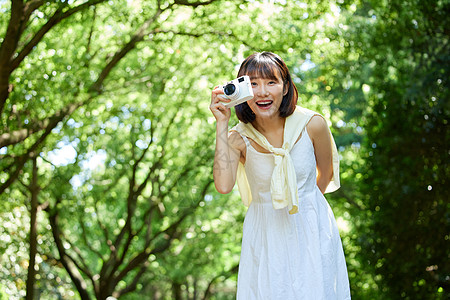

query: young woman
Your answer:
[210,52,351,299]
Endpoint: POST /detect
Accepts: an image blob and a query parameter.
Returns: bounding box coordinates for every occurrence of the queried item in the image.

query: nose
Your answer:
[256,84,269,97]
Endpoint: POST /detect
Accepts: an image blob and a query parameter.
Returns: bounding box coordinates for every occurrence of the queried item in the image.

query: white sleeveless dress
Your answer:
[236,128,351,300]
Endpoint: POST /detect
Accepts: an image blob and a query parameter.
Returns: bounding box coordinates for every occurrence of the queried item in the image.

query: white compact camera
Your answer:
[218,75,254,108]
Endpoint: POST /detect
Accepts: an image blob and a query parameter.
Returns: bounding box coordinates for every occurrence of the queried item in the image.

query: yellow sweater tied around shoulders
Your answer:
[230,106,340,215]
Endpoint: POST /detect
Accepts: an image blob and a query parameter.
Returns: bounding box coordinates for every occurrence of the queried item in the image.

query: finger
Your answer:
[211,89,223,102]
[211,94,230,106]
[211,102,229,112]
[212,87,224,95]
[211,94,222,105]
[217,94,231,102]
[217,102,230,112]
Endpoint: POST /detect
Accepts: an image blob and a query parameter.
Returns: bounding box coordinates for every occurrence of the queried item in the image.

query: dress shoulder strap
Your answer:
[230,128,251,149]
[240,134,251,148]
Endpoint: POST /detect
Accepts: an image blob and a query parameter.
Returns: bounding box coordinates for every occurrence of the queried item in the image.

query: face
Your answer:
[246,69,287,119]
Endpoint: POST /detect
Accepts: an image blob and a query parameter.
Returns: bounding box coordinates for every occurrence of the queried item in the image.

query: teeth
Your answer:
[257,101,272,105]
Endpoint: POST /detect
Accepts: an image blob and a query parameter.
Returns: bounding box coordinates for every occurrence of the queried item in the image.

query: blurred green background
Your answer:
[0,0,448,299]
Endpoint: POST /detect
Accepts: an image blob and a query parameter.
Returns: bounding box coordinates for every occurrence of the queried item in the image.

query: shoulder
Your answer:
[307,114,328,132]
[228,130,246,153]
[306,115,330,141]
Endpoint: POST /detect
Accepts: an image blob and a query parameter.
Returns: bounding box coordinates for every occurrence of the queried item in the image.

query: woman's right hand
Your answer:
[209,86,231,123]
[210,86,241,194]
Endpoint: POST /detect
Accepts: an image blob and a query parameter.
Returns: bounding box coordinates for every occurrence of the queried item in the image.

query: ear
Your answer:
[283,82,289,96]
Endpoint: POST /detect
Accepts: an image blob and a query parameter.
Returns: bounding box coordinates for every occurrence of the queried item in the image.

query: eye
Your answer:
[251,82,257,86]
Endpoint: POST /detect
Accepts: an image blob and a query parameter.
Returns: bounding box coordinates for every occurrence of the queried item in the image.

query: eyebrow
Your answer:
[250,76,280,81]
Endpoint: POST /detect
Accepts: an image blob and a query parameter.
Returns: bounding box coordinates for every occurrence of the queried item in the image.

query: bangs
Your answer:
[238,55,283,81]
[235,52,297,124]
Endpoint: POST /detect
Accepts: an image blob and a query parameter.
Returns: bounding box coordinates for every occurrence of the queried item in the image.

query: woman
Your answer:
[209,52,351,299]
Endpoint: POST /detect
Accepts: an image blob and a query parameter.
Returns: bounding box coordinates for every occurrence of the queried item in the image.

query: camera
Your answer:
[219,75,254,108]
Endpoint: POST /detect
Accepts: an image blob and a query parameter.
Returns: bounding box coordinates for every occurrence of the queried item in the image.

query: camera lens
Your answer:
[224,83,236,96]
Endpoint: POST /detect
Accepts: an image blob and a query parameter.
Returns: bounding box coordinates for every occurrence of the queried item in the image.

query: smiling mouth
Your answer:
[256,100,273,108]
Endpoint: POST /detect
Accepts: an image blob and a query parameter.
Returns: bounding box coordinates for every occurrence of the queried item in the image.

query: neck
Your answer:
[251,115,285,135]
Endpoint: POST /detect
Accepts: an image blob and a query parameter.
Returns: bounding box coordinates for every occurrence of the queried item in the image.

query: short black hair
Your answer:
[235,52,298,123]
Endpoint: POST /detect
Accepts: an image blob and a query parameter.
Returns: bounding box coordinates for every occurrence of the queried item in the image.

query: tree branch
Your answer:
[94,199,111,246]
[111,179,213,290]
[85,5,97,63]
[23,0,46,23]
[0,0,25,115]
[102,138,161,283]
[150,28,257,51]
[151,179,213,252]
[0,103,80,147]
[0,0,107,116]
[89,5,165,93]
[25,156,39,300]
[11,0,108,71]
[173,0,217,8]
[202,263,239,300]
[79,213,105,260]
[0,97,90,194]
[64,239,96,281]
[109,105,175,259]
[113,263,149,298]
[0,0,24,66]
[47,202,92,300]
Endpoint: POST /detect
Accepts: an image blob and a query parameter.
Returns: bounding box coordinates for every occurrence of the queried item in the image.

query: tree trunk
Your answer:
[172,282,182,300]
[25,157,39,300]
[192,278,198,300]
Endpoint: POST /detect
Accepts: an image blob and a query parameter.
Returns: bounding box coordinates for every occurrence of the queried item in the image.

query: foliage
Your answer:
[1,0,448,299]
[0,0,251,298]
[342,0,450,299]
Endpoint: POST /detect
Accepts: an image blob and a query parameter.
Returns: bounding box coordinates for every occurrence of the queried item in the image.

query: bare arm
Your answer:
[209,87,244,194]
[213,128,243,193]
[307,115,333,194]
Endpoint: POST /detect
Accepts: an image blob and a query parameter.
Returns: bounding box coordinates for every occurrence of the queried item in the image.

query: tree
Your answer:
[342,0,450,298]
[1,0,248,297]
[0,0,382,298]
